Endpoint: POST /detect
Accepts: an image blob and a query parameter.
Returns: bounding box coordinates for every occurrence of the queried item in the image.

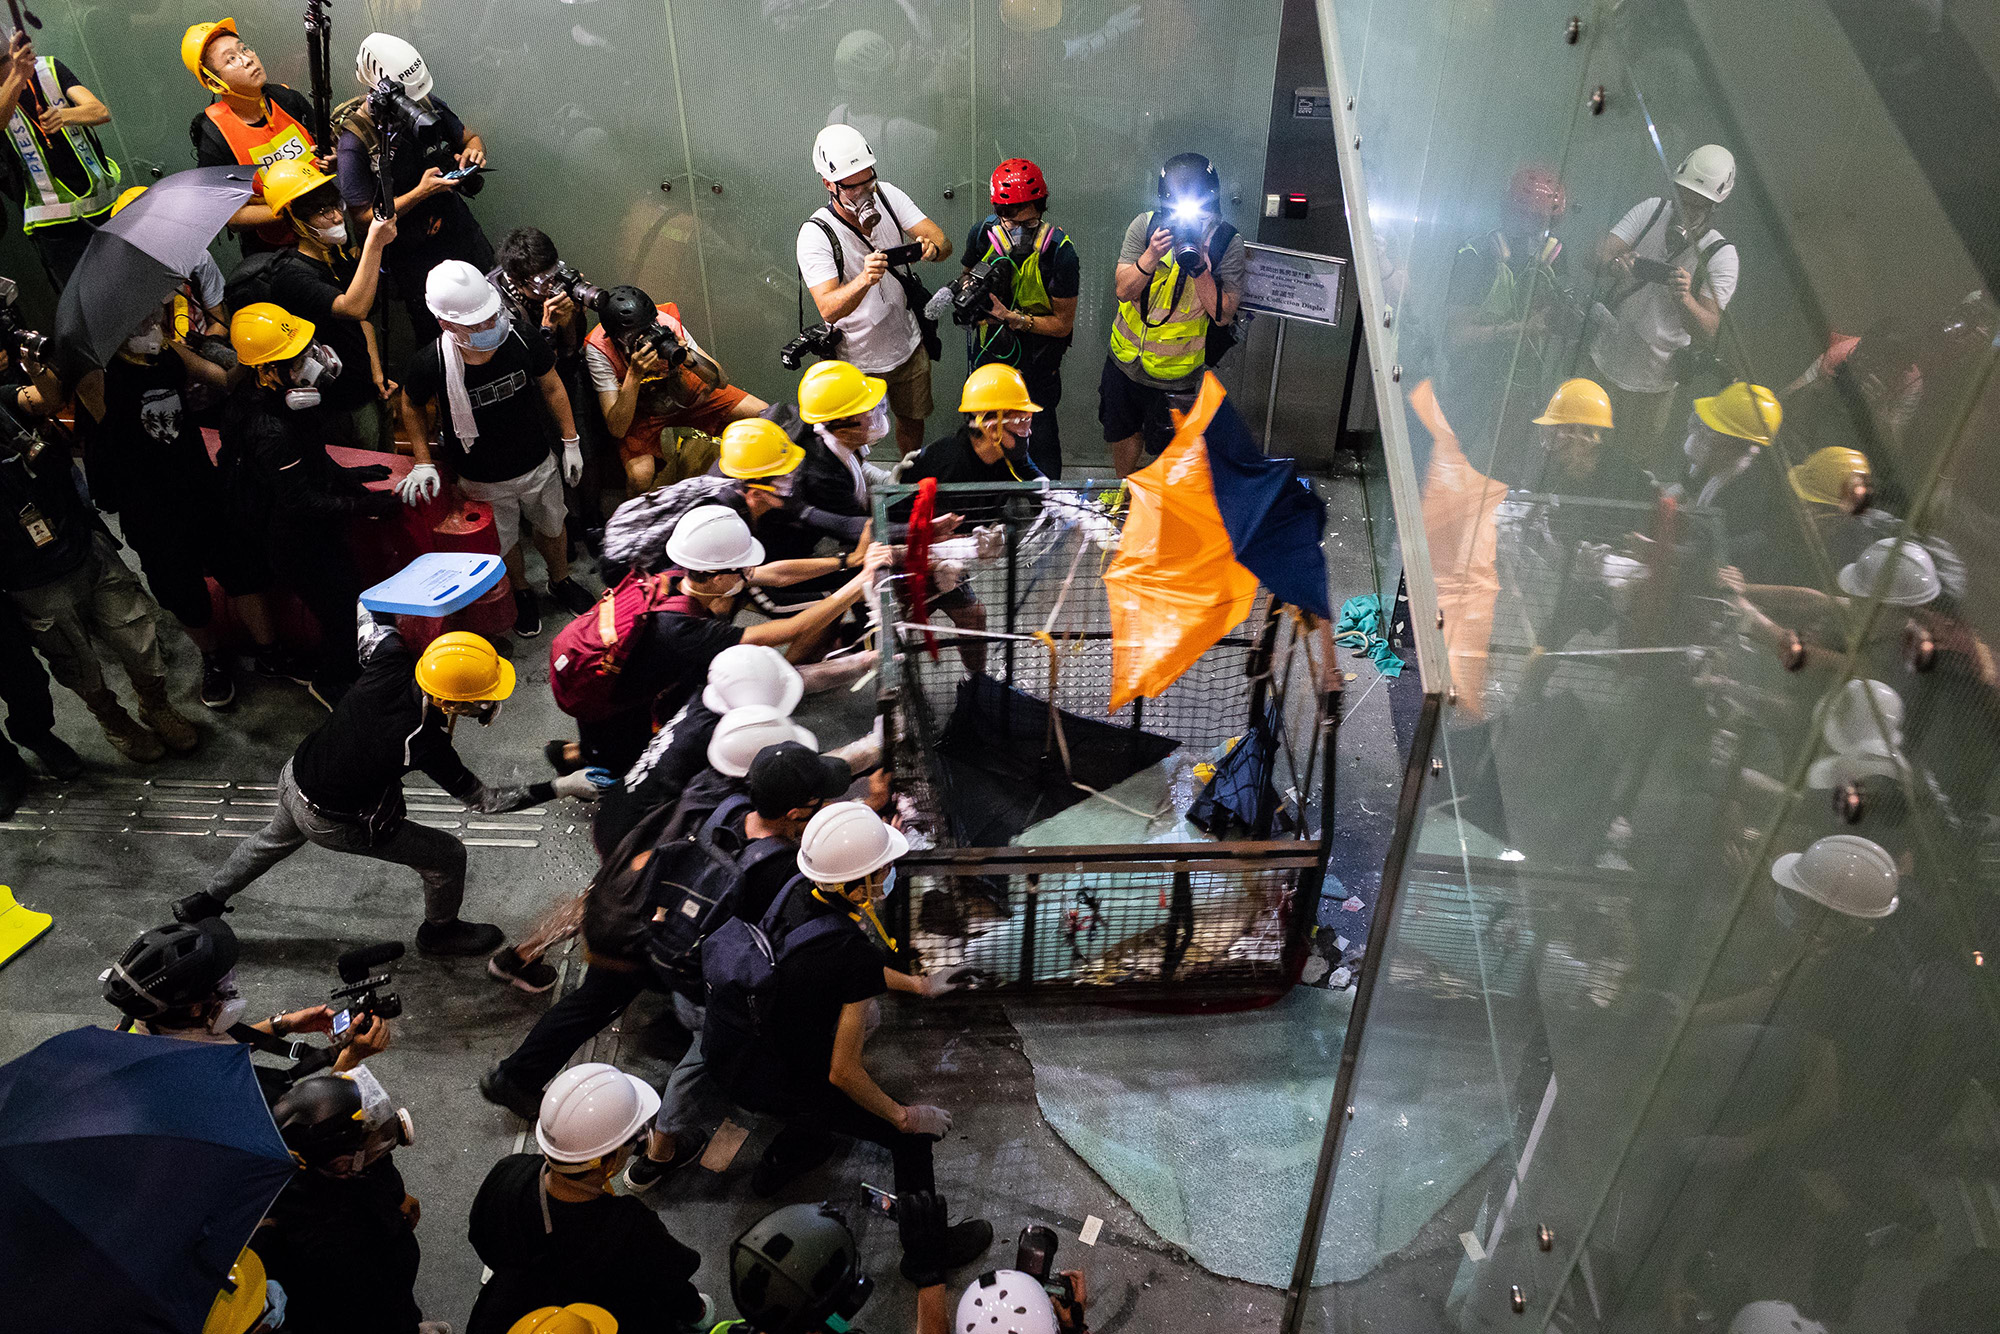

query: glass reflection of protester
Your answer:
[585,285,767,496]
[798,123,952,459]
[1587,144,1740,473]
[183,18,322,257]
[259,1071,449,1334]
[336,34,494,339]
[1443,165,1570,485]
[100,917,392,1102]
[0,31,121,291]
[956,158,1079,479]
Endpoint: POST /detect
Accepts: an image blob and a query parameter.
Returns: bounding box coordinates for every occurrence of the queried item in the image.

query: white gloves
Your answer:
[552,767,616,800]
[561,436,583,486]
[915,965,975,998]
[396,463,441,506]
[901,1103,952,1137]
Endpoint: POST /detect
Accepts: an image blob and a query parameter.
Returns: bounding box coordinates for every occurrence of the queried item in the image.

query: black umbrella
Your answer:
[53,165,254,374]
[1,1026,296,1331]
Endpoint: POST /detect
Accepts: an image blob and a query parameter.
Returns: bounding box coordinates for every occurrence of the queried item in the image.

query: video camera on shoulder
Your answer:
[329,941,404,1037]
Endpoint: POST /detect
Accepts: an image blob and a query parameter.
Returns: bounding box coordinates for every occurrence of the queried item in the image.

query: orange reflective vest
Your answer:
[204,94,316,245]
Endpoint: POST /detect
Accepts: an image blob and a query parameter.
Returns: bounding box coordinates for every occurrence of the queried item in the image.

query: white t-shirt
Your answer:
[1588,197,1739,394]
[794,179,926,374]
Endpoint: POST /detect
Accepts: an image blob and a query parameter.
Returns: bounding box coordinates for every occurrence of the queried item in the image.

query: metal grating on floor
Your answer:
[5,778,546,848]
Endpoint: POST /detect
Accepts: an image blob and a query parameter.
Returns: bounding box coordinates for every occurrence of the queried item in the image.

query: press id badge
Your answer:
[17,503,53,547]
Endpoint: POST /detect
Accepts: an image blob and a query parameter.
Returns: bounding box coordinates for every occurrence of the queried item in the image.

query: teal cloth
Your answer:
[1334,593,1405,678]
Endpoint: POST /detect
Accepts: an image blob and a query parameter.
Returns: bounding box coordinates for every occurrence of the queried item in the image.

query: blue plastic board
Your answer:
[360,552,507,616]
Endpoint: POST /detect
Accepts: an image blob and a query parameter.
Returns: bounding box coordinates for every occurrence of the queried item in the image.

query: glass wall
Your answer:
[1301,0,2000,1331]
[0,0,1283,468]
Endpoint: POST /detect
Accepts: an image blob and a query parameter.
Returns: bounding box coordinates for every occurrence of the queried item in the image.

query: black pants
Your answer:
[274,531,363,685]
[767,1087,938,1196]
[1021,360,1064,479]
[29,216,100,295]
[496,962,652,1091]
[0,602,55,769]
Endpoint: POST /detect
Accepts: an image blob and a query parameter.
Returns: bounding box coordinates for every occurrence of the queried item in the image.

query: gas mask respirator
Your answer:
[123,323,166,358]
[208,968,249,1033]
[281,344,344,411]
[323,1064,416,1177]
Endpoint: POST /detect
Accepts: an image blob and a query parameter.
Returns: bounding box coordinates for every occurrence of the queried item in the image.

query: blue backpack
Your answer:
[641,791,796,993]
[700,876,855,1112]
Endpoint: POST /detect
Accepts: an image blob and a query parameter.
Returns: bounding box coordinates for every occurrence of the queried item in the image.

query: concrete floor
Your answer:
[0,452,1413,1332]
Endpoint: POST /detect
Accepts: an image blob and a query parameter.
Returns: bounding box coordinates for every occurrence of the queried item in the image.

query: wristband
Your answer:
[561,435,580,447]
[267,1013,289,1035]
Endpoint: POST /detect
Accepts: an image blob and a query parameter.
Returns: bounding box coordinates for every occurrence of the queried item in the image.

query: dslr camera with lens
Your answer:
[1015,1223,1081,1320]
[779,321,844,370]
[366,78,483,198]
[0,277,51,362]
[527,261,608,315]
[1156,152,1223,275]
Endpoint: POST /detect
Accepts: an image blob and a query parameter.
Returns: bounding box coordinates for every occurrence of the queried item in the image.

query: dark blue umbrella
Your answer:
[0,1026,296,1332]
[52,165,255,374]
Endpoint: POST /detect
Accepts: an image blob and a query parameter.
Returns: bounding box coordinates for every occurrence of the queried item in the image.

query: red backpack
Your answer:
[548,569,700,722]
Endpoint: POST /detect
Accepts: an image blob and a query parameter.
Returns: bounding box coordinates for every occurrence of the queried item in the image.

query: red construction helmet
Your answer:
[1507,165,1567,224]
[990,158,1048,207]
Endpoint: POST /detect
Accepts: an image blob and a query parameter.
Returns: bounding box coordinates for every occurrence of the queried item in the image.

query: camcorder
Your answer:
[329,941,404,1036]
[1016,1224,1081,1322]
[780,322,844,370]
[0,277,51,362]
[365,76,483,214]
[924,259,1010,328]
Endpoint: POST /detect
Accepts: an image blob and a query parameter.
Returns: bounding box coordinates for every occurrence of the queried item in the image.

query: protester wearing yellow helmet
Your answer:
[0,32,122,290]
[175,591,614,960]
[185,18,323,253]
[1787,445,1871,511]
[254,156,401,448]
[1527,377,1649,500]
[508,1304,620,1334]
[203,1247,285,1334]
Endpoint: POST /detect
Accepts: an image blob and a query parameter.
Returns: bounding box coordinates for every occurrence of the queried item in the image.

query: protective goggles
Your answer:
[977,410,1036,433]
[824,401,892,442]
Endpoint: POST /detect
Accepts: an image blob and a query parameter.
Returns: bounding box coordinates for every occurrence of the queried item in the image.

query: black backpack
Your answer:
[639,791,798,993]
[700,877,856,1113]
[223,247,315,316]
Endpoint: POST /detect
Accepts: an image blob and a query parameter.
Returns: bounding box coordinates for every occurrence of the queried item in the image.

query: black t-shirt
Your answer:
[335,96,482,271]
[90,354,219,518]
[216,382,375,534]
[265,250,374,412]
[403,323,557,483]
[0,428,91,591]
[960,217,1081,371]
[764,881,888,1097]
[617,594,744,719]
[893,425,1043,523]
[292,631,484,815]
[466,1153,704,1334]
[253,1161,422,1334]
[0,59,102,208]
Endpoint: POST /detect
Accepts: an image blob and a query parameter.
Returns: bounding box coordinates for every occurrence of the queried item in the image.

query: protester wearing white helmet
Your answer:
[334,33,493,338]
[1590,142,1740,468]
[958,1269,1077,1334]
[798,123,953,458]
[707,704,819,778]
[562,503,889,777]
[398,260,594,639]
[702,797,994,1275]
[468,1063,710,1334]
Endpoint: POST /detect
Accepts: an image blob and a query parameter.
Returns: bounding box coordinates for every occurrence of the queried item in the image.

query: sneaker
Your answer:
[307,676,352,712]
[200,654,236,710]
[479,1065,544,1121]
[548,577,597,617]
[252,646,314,683]
[751,1128,841,1197]
[172,890,231,923]
[621,1132,709,1194]
[416,918,506,956]
[544,740,583,777]
[513,589,542,639]
[14,731,83,780]
[488,946,559,994]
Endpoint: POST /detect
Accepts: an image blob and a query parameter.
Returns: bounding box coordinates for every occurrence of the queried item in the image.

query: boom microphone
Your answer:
[337,940,406,982]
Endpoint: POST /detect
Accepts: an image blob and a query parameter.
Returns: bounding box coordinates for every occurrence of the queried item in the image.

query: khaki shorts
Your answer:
[879,344,933,422]
[458,455,567,554]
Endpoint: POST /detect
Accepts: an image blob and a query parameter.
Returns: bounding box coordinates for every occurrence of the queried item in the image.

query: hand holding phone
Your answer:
[1629,256,1679,284]
[880,240,925,267]
[440,164,485,183]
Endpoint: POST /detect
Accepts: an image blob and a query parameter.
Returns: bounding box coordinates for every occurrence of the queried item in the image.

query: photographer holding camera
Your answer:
[942,158,1078,478]
[1100,152,1244,477]
[184,18,323,257]
[335,33,493,339]
[585,284,768,497]
[100,917,392,1100]
[796,124,951,459]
